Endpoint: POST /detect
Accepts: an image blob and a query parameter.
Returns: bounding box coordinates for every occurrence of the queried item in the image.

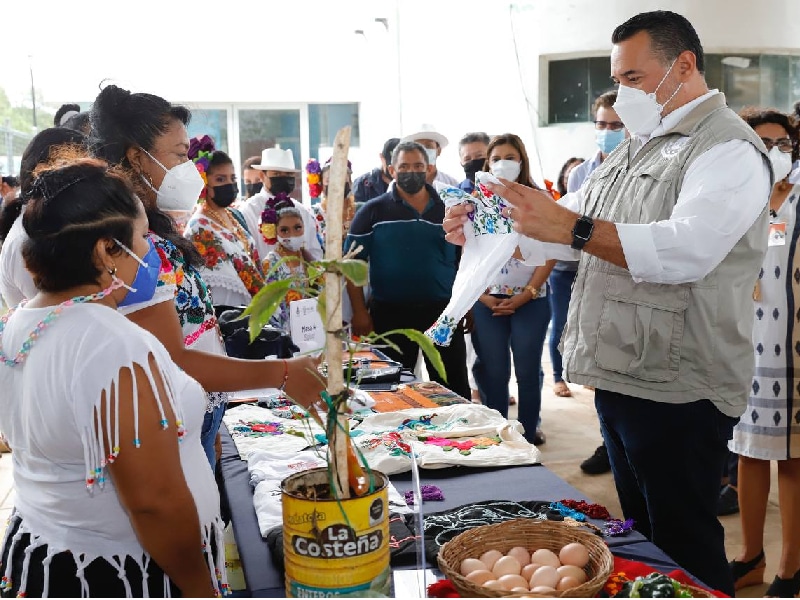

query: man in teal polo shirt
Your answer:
[345,141,470,398]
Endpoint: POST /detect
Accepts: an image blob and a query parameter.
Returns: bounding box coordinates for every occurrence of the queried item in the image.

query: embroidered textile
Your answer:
[185,213,265,307]
[425,175,524,346]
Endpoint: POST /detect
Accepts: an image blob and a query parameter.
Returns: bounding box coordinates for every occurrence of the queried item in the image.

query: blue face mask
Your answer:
[114,237,161,308]
[595,128,625,155]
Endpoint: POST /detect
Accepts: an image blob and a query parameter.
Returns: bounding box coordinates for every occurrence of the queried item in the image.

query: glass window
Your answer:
[309,103,360,156]
[548,57,613,124]
[547,53,800,124]
[237,108,302,201]
[187,109,228,152]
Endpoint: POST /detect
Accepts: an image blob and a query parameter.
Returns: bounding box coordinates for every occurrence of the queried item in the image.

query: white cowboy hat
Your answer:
[252,147,300,172]
[401,124,449,149]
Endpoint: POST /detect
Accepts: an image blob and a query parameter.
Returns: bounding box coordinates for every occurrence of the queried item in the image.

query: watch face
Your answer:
[573,217,593,239]
[571,216,594,249]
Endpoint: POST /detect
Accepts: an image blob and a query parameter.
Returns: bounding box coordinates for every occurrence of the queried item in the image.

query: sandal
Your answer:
[553,381,572,397]
[729,550,765,591]
[764,568,800,598]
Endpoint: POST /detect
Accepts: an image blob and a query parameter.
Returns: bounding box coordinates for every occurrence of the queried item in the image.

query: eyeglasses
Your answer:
[594,120,625,131]
[760,137,794,153]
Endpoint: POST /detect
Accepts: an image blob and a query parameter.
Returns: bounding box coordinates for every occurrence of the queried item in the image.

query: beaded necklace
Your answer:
[0,285,118,368]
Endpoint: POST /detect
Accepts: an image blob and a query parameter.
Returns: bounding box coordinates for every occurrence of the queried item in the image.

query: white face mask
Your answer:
[278,235,305,252]
[491,159,522,182]
[140,149,204,211]
[612,58,682,137]
[425,148,438,167]
[768,146,793,183]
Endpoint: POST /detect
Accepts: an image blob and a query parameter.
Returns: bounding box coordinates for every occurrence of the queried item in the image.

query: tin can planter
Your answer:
[281,467,391,597]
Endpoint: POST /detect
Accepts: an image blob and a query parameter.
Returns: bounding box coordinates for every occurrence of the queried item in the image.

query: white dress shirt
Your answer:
[524,91,770,285]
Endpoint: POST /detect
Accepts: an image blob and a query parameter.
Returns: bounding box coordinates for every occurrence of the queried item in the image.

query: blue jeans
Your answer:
[595,389,737,596]
[471,296,551,443]
[547,269,577,383]
[201,401,227,469]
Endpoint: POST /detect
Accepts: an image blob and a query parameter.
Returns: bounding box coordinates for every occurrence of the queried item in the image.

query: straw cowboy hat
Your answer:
[252,147,300,172]
[402,124,449,149]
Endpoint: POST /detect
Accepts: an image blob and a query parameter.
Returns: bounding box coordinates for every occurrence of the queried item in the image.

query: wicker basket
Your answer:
[437,518,614,598]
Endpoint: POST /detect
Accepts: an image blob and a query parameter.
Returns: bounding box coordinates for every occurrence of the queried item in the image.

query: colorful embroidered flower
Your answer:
[285,289,302,304]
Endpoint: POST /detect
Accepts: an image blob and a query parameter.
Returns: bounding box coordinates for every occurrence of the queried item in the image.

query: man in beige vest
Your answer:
[444,11,771,596]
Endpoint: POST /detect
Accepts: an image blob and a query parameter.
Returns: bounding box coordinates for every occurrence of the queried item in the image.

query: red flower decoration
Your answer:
[427,579,459,598]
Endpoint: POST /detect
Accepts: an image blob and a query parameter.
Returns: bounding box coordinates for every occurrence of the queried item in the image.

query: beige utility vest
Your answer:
[561,93,770,417]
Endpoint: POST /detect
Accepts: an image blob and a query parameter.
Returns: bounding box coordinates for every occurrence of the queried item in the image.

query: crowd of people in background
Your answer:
[0,8,799,596]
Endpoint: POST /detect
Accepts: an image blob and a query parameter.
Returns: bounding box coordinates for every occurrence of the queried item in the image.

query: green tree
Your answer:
[0,85,40,133]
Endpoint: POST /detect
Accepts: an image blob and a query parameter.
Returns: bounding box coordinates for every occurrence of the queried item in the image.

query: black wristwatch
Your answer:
[571,215,595,250]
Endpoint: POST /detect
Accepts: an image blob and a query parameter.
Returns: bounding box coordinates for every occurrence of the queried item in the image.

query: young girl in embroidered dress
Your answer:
[0,155,225,597]
[263,200,319,334]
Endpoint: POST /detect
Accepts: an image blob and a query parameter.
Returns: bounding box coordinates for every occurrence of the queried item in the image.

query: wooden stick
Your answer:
[325,125,351,499]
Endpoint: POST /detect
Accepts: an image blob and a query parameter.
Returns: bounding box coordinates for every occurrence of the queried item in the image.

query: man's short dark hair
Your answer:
[612,10,705,74]
[458,132,490,148]
[391,141,428,167]
[382,137,401,164]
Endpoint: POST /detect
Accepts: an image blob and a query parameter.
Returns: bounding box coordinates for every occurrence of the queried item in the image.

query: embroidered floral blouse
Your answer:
[184,211,265,308]
[121,233,228,412]
[264,250,316,333]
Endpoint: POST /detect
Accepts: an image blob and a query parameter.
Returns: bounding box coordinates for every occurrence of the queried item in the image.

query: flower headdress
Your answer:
[259,192,295,244]
[189,134,215,200]
[306,158,323,200]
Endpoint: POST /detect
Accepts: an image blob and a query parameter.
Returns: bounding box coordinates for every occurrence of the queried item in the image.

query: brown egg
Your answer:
[492,555,522,577]
[507,546,531,567]
[460,557,488,576]
[557,564,588,584]
[530,585,557,594]
[529,565,559,589]
[556,576,582,591]
[531,548,562,568]
[465,570,495,586]
[498,574,530,591]
[521,562,542,580]
[510,587,531,594]
[559,542,590,568]
[479,549,504,571]
[482,579,505,591]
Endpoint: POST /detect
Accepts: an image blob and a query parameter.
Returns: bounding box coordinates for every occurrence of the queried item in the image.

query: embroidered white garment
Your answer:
[425,174,525,346]
[246,447,412,537]
[352,404,540,474]
[0,303,226,597]
[222,404,322,460]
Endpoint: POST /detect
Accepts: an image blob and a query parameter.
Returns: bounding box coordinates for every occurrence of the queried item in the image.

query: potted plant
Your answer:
[241,127,445,597]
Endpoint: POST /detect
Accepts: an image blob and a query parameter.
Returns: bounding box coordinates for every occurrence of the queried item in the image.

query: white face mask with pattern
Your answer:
[278,235,305,252]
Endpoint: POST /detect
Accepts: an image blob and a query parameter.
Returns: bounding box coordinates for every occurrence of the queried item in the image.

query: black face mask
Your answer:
[269,176,295,195]
[245,181,263,197]
[211,183,239,208]
[396,171,427,195]
[462,157,486,182]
